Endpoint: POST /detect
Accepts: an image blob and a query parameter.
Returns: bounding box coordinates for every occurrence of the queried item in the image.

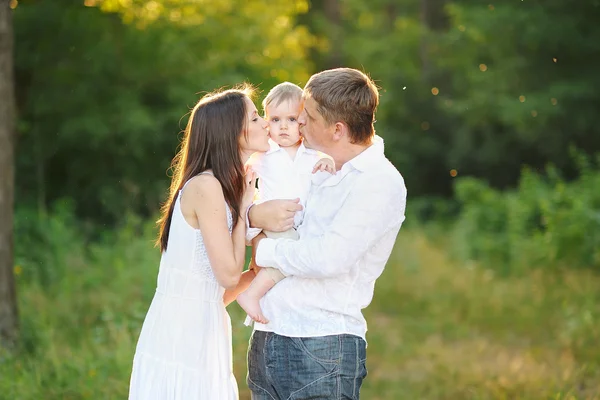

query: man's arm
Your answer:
[255,175,406,279]
[248,199,303,232]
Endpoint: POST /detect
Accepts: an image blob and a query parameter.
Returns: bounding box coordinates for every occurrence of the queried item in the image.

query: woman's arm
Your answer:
[182,175,250,289]
[223,269,256,306]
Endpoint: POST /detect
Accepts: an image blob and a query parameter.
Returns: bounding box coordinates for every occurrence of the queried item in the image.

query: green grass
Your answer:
[360,232,600,399]
[1,223,599,399]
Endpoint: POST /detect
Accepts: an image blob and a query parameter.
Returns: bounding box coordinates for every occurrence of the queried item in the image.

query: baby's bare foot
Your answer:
[237,291,269,324]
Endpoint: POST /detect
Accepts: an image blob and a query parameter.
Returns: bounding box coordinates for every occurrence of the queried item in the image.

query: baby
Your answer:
[237,82,334,324]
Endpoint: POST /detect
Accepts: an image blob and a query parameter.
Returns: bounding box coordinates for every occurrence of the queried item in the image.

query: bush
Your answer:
[3,206,161,398]
[13,200,85,290]
[452,154,600,275]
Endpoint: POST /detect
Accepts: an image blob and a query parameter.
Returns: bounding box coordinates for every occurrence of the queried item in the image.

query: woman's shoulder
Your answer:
[179,173,229,229]
[247,151,266,169]
[181,173,225,207]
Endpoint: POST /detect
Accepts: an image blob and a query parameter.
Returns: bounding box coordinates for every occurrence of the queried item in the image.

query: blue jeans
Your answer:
[247,331,368,400]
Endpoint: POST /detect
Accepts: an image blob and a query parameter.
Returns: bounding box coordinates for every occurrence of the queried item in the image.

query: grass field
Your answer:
[1,224,599,399]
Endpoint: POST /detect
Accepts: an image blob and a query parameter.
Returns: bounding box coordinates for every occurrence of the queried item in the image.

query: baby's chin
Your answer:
[274,137,302,147]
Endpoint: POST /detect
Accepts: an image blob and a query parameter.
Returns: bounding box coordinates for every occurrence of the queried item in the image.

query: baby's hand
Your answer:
[312,158,335,174]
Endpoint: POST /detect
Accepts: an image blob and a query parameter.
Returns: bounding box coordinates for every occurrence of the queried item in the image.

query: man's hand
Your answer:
[248,199,303,232]
[249,232,267,270]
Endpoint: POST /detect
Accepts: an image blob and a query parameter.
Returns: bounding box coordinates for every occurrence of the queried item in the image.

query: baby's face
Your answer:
[266,99,302,148]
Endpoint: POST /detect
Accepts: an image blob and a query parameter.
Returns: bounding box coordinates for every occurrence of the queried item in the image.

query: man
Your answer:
[246,68,407,399]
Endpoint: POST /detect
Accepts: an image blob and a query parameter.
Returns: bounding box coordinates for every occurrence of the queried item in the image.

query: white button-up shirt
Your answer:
[246,139,328,235]
[254,136,407,341]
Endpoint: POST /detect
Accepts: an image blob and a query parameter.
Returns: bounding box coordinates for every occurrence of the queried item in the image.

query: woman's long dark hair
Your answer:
[157,85,254,252]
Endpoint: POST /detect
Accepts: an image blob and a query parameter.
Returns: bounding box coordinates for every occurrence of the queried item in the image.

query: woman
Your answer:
[128,86,270,399]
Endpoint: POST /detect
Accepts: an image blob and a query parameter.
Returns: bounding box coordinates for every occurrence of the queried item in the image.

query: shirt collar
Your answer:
[265,139,318,156]
[298,140,318,156]
[311,135,385,187]
[265,139,281,155]
[345,135,385,172]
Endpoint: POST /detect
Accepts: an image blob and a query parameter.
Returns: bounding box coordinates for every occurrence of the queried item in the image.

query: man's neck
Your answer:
[329,140,372,171]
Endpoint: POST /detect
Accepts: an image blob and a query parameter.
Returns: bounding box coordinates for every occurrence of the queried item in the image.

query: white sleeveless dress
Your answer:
[129,174,239,400]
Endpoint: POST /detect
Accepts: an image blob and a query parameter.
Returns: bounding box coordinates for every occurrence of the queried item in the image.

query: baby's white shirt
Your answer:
[247,139,329,229]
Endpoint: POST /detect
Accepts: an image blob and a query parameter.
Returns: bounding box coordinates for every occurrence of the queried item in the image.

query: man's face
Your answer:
[298,96,332,151]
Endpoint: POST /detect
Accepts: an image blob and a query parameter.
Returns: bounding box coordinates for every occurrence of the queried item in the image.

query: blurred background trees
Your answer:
[6,0,599,296]
[6,0,600,319]
[11,0,600,221]
[3,1,600,398]
[1,0,19,349]
[13,0,314,223]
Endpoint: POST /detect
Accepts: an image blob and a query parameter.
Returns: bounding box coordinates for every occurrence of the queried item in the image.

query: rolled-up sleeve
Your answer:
[255,173,406,278]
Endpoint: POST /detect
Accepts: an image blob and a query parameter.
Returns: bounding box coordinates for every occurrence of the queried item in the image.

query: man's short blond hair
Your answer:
[304,68,379,144]
[262,82,303,115]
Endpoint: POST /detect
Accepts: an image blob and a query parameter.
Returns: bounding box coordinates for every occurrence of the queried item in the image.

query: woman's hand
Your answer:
[241,167,257,212]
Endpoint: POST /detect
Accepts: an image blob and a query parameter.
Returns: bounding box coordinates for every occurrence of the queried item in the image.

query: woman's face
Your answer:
[239,96,270,156]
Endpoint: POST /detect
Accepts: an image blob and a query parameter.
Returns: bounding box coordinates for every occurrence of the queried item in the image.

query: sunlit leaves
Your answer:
[92,0,314,84]
[13,0,314,221]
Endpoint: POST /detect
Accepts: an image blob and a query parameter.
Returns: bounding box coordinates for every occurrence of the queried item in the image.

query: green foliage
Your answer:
[7,4,600,396]
[3,214,599,399]
[452,154,600,275]
[13,0,313,223]
[434,2,600,187]
[2,208,160,399]
[302,0,600,198]
[11,0,600,223]
[13,200,82,290]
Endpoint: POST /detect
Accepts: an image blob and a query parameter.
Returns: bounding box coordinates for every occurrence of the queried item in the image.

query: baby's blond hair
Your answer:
[262,82,303,115]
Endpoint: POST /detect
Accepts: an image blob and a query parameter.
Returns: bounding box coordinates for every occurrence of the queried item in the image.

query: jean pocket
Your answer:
[291,336,341,364]
[247,377,277,400]
[288,369,338,400]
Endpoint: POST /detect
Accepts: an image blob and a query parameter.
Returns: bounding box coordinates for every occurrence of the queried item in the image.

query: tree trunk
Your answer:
[420,0,449,83]
[419,0,430,83]
[0,0,19,349]
[324,0,343,69]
